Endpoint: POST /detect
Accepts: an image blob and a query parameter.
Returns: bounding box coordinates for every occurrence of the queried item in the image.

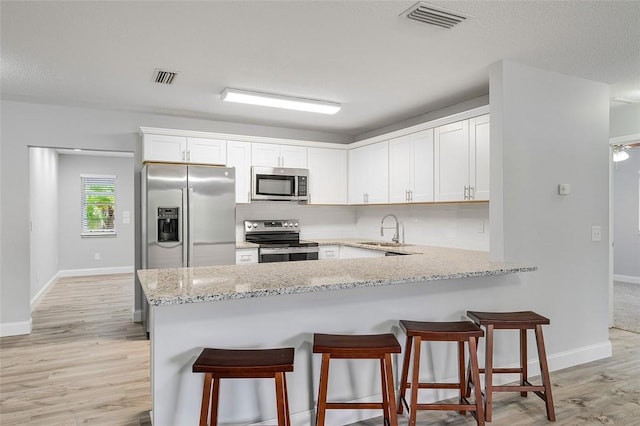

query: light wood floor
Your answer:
[1,274,639,425]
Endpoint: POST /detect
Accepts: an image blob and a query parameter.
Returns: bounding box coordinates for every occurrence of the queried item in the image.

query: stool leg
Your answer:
[409,336,421,426]
[397,335,412,414]
[468,337,485,426]
[383,353,399,426]
[380,359,390,424]
[199,373,212,426]
[316,353,330,426]
[283,372,291,426]
[484,324,494,422]
[210,376,220,426]
[535,325,556,421]
[275,372,287,426]
[458,341,466,414]
[520,328,528,397]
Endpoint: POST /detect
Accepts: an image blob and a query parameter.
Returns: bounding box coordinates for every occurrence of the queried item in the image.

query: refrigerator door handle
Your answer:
[182,187,189,266]
[187,186,194,266]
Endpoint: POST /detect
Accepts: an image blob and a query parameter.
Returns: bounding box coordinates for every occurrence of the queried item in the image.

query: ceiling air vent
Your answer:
[401,2,468,29]
[152,68,178,85]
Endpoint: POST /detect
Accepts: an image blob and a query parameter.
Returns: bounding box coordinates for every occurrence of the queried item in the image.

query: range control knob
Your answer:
[294,223,299,227]
[283,223,289,227]
[252,223,258,228]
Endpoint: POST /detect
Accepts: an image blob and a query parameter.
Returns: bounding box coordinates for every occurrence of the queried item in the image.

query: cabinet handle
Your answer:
[187,150,191,162]
[464,186,469,200]
[181,150,186,161]
[405,190,409,202]
[469,186,475,200]
[409,190,413,202]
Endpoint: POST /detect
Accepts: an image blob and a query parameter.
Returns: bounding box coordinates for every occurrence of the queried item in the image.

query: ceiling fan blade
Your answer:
[627,142,640,147]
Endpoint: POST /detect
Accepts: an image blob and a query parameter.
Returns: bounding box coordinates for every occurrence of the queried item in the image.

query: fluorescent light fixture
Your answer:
[612,145,630,162]
[220,88,341,115]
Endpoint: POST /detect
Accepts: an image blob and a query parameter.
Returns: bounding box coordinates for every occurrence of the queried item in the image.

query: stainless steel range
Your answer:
[244,219,319,263]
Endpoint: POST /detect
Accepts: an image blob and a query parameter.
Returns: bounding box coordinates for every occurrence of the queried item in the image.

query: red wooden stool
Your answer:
[466,311,555,422]
[313,333,401,426]
[192,347,294,426]
[397,320,485,426]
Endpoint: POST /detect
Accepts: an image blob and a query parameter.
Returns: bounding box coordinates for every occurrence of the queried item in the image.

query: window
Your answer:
[81,174,116,236]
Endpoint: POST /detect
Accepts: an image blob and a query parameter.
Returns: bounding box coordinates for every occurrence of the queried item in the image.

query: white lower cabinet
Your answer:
[318,245,340,260]
[339,246,386,259]
[235,248,258,264]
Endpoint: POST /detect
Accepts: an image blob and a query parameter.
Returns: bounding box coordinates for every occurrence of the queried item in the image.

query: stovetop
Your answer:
[244,219,317,247]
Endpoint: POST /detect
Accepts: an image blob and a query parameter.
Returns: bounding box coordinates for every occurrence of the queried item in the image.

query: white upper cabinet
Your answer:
[307,147,348,205]
[469,115,490,201]
[251,143,307,168]
[143,134,226,164]
[186,137,226,165]
[143,134,187,163]
[348,141,389,204]
[389,128,434,203]
[226,140,252,204]
[434,115,489,201]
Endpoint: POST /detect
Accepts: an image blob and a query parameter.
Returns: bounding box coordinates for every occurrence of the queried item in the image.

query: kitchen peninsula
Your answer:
[138,243,536,426]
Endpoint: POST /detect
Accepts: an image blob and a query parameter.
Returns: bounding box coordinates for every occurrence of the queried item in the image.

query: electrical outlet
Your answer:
[94,253,101,261]
[591,226,601,242]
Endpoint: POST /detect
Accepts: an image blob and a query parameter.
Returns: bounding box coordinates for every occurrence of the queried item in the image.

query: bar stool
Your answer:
[397,320,485,426]
[313,333,401,426]
[466,311,555,422]
[192,347,294,426]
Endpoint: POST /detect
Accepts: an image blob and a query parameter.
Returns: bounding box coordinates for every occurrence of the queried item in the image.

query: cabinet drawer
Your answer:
[236,249,258,264]
[318,245,340,260]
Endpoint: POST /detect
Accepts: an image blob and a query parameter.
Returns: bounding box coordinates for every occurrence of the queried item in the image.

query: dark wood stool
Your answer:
[192,347,294,426]
[313,333,401,426]
[466,311,555,422]
[397,320,485,426]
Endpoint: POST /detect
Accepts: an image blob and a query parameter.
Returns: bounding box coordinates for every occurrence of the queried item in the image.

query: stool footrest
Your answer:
[404,382,461,390]
[493,385,545,392]
[479,367,522,374]
[325,402,383,410]
[416,402,477,411]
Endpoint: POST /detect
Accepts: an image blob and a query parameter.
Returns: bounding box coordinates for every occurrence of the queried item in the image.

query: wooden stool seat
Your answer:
[192,347,294,426]
[313,333,401,426]
[398,320,485,426]
[466,310,555,422]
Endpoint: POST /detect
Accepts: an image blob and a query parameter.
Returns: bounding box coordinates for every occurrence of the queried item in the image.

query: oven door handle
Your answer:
[260,247,319,255]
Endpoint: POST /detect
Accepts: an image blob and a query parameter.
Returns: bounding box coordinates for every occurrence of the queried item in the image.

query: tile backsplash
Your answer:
[236,202,489,251]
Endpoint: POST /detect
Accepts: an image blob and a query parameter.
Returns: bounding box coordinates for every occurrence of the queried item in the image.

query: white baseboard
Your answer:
[132,309,142,322]
[0,318,32,337]
[58,266,134,277]
[613,274,640,285]
[31,271,62,310]
[250,339,612,426]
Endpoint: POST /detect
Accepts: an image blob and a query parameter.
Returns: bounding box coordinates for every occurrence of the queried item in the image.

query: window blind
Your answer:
[81,174,116,235]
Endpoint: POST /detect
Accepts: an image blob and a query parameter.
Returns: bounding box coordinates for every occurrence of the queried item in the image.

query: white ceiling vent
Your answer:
[152,69,178,85]
[401,2,468,29]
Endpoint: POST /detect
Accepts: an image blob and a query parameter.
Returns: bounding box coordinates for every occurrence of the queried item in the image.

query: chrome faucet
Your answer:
[380,214,400,244]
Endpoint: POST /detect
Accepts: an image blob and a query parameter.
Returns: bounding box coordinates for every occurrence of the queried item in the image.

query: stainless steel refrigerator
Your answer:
[142,163,236,268]
[141,163,236,330]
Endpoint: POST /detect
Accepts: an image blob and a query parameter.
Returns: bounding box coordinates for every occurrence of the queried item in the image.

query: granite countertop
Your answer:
[138,241,537,306]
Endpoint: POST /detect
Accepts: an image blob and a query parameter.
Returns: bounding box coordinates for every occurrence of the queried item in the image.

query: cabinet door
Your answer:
[411,128,434,202]
[469,115,490,201]
[251,143,281,167]
[143,134,187,162]
[434,120,469,201]
[389,135,412,203]
[281,145,308,168]
[236,248,258,264]
[366,141,389,204]
[348,146,368,204]
[227,141,252,203]
[307,147,348,204]
[187,138,226,165]
[318,245,340,260]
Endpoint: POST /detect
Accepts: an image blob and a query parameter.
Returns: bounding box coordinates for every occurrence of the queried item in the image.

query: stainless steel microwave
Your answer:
[251,166,309,202]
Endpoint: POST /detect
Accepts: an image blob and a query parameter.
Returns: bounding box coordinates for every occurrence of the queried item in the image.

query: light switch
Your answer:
[122,211,130,224]
[558,184,571,195]
[591,226,601,242]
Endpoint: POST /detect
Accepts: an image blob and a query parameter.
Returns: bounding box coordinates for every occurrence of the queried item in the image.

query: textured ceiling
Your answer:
[1,1,639,138]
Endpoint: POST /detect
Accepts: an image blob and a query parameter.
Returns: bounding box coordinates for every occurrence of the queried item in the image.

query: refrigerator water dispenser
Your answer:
[157,207,179,242]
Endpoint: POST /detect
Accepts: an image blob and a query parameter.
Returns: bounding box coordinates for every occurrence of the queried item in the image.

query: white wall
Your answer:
[29,147,59,303]
[490,61,610,353]
[610,104,640,138]
[0,99,350,336]
[58,154,134,272]
[613,148,640,280]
